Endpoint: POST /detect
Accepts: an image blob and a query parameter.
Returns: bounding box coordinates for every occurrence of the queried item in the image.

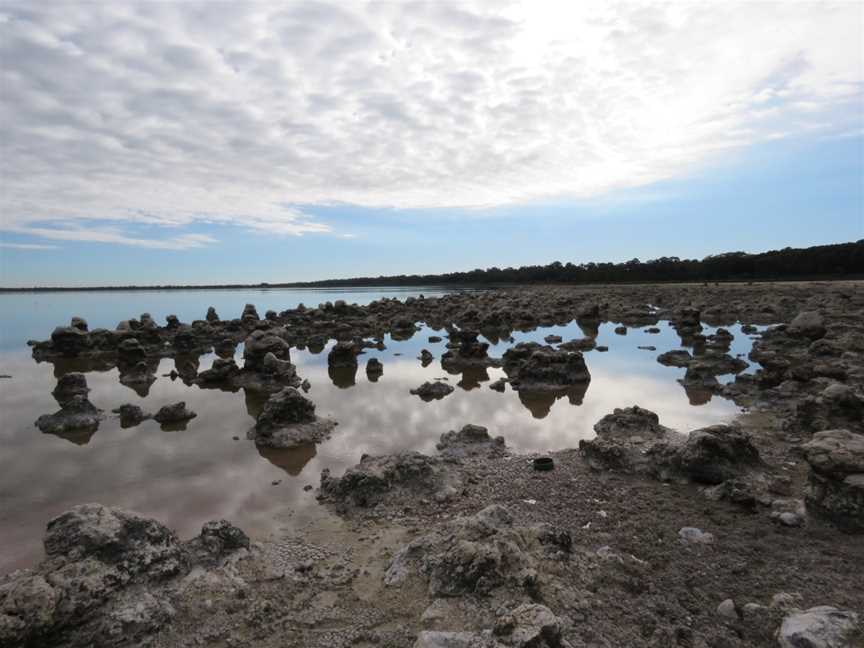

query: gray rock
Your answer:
[678,527,714,545]
[788,311,827,340]
[152,402,197,425]
[52,373,90,407]
[436,424,506,457]
[717,598,738,619]
[503,342,591,391]
[777,606,861,648]
[35,395,104,436]
[112,404,150,428]
[802,430,864,531]
[411,381,455,401]
[249,387,335,448]
[670,424,761,485]
[243,330,290,371]
[493,603,565,647]
[327,340,359,368]
[657,349,693,367]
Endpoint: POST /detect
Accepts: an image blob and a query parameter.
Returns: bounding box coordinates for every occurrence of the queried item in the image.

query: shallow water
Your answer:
[0,287,761,572]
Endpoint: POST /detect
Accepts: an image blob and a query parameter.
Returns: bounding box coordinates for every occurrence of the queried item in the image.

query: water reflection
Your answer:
[0,315,764,573]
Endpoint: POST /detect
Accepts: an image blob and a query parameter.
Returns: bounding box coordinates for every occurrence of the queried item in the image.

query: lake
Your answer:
[0,286,757,572]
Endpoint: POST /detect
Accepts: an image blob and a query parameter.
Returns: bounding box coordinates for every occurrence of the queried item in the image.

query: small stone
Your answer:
[717,599,738,620]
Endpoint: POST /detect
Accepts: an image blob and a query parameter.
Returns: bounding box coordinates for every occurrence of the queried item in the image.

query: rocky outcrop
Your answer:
[436,424,507,458]
[789,384,864,436]
[662,424,762,485]
[440,330,495,371]
[243,330,290,371]
[579,406,676,473]
[51,373,90,407]
[802,429,864,532]
[327,341,359,368]
[384,505,570,597]
[0,504,248,648]
[36,374,104,437]
[787,311,827,340]
[410,381,455,401]
[502,343,590,392]
[657,349,693,368]
[320,451,456,508]
[247,387,335,449]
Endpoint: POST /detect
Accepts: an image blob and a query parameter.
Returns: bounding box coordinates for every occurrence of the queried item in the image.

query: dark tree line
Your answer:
[3,240,862,292]
[289,240,864,287]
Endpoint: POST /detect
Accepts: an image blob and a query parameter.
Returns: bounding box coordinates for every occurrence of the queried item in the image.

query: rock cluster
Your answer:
[247,387,335,449]
[0,504,248,648]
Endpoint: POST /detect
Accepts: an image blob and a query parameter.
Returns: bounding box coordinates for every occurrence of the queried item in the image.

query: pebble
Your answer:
[717,599,738,619]
[678,527,715,545]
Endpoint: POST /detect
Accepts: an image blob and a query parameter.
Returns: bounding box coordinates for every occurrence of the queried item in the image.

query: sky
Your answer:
[0,0,862,287]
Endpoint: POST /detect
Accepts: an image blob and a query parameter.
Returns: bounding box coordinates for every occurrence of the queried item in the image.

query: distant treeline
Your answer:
[288,240,864,287]
[2,240,862,292]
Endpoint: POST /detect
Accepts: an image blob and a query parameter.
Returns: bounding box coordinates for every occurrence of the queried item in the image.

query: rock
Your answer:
[194,520,250,559]
[0,503,249,647]
[49,325,93,355]
[420,349,435,366]
[544,334,562,344]
[241,303,260,325]
[366,357,383,378]
[441,330,492,370]
[327,341,359,368]
[70,316,89,332]
[559,337,596,352]
[657,350,693,367]
[320,451,446,508]
[248,387,335,448]
[51,373,90,407]
[678,527,714,545]
[119,361,157,394]
[594,406,668,439]
[717,599,738,620]
[614,326,627,335]
[152,402,197,425]
[44,503,185,577]
[196,358,241,384]
[35,395,104,436]
[205,306,219,322]
[243,330,290,371]
[503,343,591,391]
[494,603,565,647]
[802,430,864,477]
[670,424,761,485]
[411,381,455,401]
[117,338,146,363]
[802,430,864,531]
[489,377,508,392]
[788,311,827,340]
[436,424,506,457]
[790,385,864,435]
[777,606,861,648]
[112,404,150,428]
[384,505,569,597]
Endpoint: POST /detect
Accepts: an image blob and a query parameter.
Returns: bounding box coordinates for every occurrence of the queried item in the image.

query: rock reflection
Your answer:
[257,443,317,476]
[328,365,357,389]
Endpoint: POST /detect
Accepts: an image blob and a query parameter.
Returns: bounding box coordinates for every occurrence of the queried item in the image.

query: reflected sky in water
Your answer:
[0,289,761,572]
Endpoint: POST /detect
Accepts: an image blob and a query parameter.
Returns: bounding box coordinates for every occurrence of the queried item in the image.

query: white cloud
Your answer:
[5,224,217,249]
[0,1,860,245]
[0,242,57,250]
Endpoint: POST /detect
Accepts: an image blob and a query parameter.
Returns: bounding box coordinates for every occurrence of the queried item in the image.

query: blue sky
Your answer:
[2,132,861,287]
[0,2,862,286]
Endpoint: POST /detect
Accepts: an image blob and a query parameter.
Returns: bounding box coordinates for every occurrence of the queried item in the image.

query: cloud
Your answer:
[0,242,57,250]
[5,224,217,249]
[0,1,860,246]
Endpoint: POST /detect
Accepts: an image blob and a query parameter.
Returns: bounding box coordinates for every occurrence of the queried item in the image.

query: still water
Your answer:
[0,287,756,572]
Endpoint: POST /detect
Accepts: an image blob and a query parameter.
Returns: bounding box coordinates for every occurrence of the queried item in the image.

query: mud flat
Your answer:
[3,281,864,647]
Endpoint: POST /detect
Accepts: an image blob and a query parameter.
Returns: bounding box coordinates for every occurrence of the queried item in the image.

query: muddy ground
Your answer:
[3,281,863,648]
